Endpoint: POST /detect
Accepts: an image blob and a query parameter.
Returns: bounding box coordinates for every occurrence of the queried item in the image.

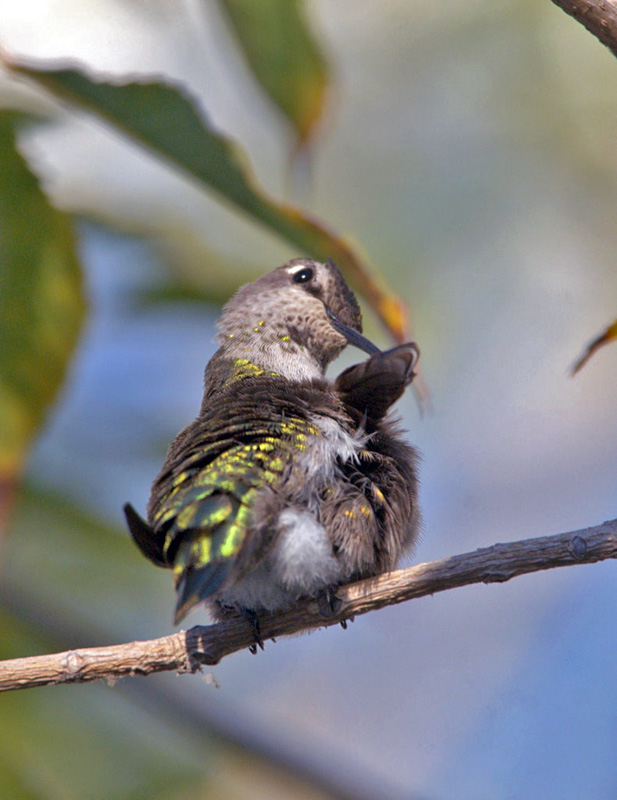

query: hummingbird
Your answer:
[124,258,420,634]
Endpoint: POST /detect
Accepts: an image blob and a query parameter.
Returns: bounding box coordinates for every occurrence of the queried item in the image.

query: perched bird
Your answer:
[124,258,420,632]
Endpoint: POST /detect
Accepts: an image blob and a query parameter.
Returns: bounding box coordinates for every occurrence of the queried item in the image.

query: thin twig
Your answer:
[549,0,617,57]
[1,519,615,692]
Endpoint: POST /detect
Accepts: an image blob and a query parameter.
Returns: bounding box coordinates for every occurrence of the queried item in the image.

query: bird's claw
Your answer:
[318,587,342,618]
[241,608,265,654]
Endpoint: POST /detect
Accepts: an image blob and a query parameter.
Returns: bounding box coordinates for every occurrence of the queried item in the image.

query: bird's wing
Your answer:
[335,343,419,421]
[149,416,308,623]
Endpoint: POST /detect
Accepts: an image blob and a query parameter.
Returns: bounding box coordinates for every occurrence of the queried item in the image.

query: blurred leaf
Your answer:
[3,55,409,343]
[0,623,204,800]
[0,112,86,486]
[571,318,617,375]
[2,485,171,640]
[151,231,262,305]
[137,283,224,307]
[217,0,328,145]
[0,752,48,800]
[0,487,206,800]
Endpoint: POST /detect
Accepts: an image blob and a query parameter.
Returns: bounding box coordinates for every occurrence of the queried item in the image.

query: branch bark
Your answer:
[1,518,616,692]
[549,0,617,57]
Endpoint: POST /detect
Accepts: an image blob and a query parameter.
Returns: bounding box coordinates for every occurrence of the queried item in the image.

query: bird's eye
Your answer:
[291,266,314,284]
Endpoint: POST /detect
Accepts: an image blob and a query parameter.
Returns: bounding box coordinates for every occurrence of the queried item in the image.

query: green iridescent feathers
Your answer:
[126,358,322,622]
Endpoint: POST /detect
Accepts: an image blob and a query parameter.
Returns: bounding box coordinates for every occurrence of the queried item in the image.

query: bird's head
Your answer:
[217,258,379,380]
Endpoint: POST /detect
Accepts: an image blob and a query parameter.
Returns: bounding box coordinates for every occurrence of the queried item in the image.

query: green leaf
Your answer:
[218,0,328,144]
[3,56,409,343]
[0,112,86,480]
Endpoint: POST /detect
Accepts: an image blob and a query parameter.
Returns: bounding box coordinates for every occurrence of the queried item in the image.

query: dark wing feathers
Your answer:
[126,364,419,624]
[335,343,419,421]
[136,377,321,621]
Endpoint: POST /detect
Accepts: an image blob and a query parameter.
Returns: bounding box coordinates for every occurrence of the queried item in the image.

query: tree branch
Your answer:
[549,0,617,57]
[1,518,615,692]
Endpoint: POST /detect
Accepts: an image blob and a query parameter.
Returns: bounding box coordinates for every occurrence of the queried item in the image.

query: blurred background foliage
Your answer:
[1,1,617,799]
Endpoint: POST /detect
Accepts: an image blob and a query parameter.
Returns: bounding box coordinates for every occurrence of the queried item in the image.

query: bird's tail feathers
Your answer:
[123,503,167,567]
[173,538,231,624]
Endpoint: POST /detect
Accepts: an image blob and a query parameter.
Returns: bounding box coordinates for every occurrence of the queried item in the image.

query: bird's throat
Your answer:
[223,331,324,383]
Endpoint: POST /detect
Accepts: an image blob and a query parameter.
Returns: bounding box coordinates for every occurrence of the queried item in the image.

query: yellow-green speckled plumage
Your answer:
[124,258,420,626]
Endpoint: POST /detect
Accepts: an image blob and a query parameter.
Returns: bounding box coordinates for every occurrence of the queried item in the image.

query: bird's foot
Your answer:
[240,608,265,654]
[317,587,342,618]
[317,588,354,630]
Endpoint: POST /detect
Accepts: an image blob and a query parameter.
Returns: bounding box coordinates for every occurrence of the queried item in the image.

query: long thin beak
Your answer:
[325,307,381,356]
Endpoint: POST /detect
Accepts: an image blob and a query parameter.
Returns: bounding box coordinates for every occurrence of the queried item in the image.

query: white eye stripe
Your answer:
[287,263,313,276]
